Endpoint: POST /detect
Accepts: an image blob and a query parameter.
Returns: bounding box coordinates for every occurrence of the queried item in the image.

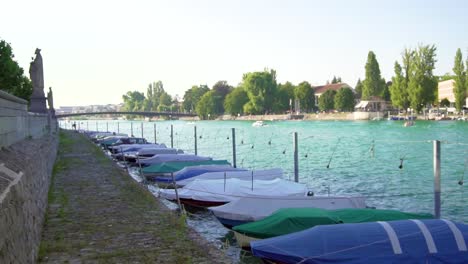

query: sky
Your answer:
[1,0,468,108]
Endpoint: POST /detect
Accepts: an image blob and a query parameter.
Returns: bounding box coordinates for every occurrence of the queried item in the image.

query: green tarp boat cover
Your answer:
[233,208,433,239]
[142,160,231,174]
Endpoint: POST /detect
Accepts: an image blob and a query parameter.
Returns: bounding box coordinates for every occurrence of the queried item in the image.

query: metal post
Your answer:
[141,122,144,138]
[170,124,174,148]
[232,128,237,168]
[131,122,133,136]
[194,126,198,155]
[224,171,227,192]
[251,170,254,191]
[87,121,89,131]
[294,132,299,183]
[153,123,157,143]
[96,121,98,132]
[434,140,441,219]
[106,122,108,132]
[117,122,119,134]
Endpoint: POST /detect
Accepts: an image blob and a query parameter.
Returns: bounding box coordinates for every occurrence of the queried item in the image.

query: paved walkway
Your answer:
[39,131,230,263]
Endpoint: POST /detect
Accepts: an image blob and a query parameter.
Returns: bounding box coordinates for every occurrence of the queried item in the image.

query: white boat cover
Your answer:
[209,196,367,222]
[139,154,212,166]
[176,168,283,186]
[159,178,308,203]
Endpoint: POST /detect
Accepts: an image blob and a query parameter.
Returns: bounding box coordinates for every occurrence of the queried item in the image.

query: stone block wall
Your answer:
[0,124,58,263]
[0,90,55,148]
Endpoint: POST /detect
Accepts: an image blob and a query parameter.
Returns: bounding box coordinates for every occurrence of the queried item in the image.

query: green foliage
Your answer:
[275,82,295,113]
[440,98,450,107]
[182,85,210,112]
[294,81,315,112]
[224,86,249,115]
[362,51,384,100]
[390,61,409,109]
[195,91,216,119]
[242,69,278,114]
[438,73,456,81]
[318,89,336,111]
[334,87,355,112]
[354,79,363,99]
[331,76,342,84]
[0,40,32,100]
[453,48,466,112]
[211,80,233,114]
[408,44,438,111]
[122,91,145,111]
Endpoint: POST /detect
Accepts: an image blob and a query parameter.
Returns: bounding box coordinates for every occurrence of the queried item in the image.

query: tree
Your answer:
[275,82,296,113]
[331,76,342,84]
[196,91,216,119]
[224,86,249,115]
[318,90,336,111]
[390,61,409,109]
[212,80,233,114]
[453,48,466,112]
[242,69,278,114]
[362,51,384,100]
[354,79,363,99]
[440,98,450,107]
[334,88,355,112]
[159,92,172,110]
[0,40,32,101]
[182,85,210,112]
[407,44,437,111]
[294,81,315,112]
[122,91,145,111]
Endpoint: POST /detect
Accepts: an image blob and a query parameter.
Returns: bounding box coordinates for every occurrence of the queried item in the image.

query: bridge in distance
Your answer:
[56,111,197,118]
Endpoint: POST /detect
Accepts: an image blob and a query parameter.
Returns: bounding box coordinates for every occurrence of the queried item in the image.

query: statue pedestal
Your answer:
[29,96,48,113]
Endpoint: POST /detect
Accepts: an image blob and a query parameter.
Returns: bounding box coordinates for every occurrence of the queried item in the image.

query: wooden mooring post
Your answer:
[170,124,174,148]
[106,122,108,132]
[141,122,144,138]
[131,122,133,136]
[153,123,157,144]
[96,121,98,132]
[117,122,119,133]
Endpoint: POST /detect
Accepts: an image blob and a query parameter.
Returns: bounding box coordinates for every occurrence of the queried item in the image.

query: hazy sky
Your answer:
[2,0,467,107]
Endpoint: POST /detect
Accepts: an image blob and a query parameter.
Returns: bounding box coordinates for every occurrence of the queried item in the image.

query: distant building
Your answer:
[438,80,456,106]
[314,83,352,105]
[354,96,389,112]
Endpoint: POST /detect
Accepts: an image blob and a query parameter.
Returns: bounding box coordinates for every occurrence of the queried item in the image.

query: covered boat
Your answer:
[251,219,468,264]
[141,160,231,180]
[209,195,367,228]
[154,165,245,187]
[159,178,310,208]
[138,154,212,166]
[169,168,283,187]
[233,208,433,248]
[122,148,183,163]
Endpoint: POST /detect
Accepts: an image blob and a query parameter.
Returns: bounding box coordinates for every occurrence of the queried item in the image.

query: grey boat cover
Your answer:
[159,178,308,203]
[176,168,283,186]
[209,195,367,222]
[124,148,183,160]
[109,143,166,152]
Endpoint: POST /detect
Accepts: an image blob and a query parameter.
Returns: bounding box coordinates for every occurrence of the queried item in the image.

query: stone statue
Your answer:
[47,87,54,109]
[29,48,45,97]
[29,48,48,113]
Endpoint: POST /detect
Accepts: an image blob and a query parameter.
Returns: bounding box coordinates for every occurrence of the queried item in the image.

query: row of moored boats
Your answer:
[84,130,468,264]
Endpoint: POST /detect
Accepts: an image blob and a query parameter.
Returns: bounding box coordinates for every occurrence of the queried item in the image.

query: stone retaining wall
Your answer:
[0,132,58,263]
[0,90,56,148]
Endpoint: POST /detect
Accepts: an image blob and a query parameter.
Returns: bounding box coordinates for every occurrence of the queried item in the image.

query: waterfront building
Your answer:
[314,83,353,105]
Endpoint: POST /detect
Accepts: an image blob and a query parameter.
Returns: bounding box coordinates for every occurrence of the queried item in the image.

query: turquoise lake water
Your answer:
[62,119,468,222]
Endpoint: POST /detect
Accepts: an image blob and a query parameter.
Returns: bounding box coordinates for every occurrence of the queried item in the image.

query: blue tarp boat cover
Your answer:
[251,219,468,264]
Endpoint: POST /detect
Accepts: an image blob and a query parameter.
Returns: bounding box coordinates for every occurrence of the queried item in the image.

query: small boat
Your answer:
[138,154,212,167]
[120,148,183,163]
[141,160,231,180]
[173,168,283,187]
[209,195,367,228]
[159,178,311,208]
[233,208,433,248]
[154,165,244,187]
[252,120,265,127]
[251,219,468,264]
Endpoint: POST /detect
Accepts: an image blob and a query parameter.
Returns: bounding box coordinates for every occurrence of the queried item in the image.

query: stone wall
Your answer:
[0,134,58,263]
[0,90,55,148]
